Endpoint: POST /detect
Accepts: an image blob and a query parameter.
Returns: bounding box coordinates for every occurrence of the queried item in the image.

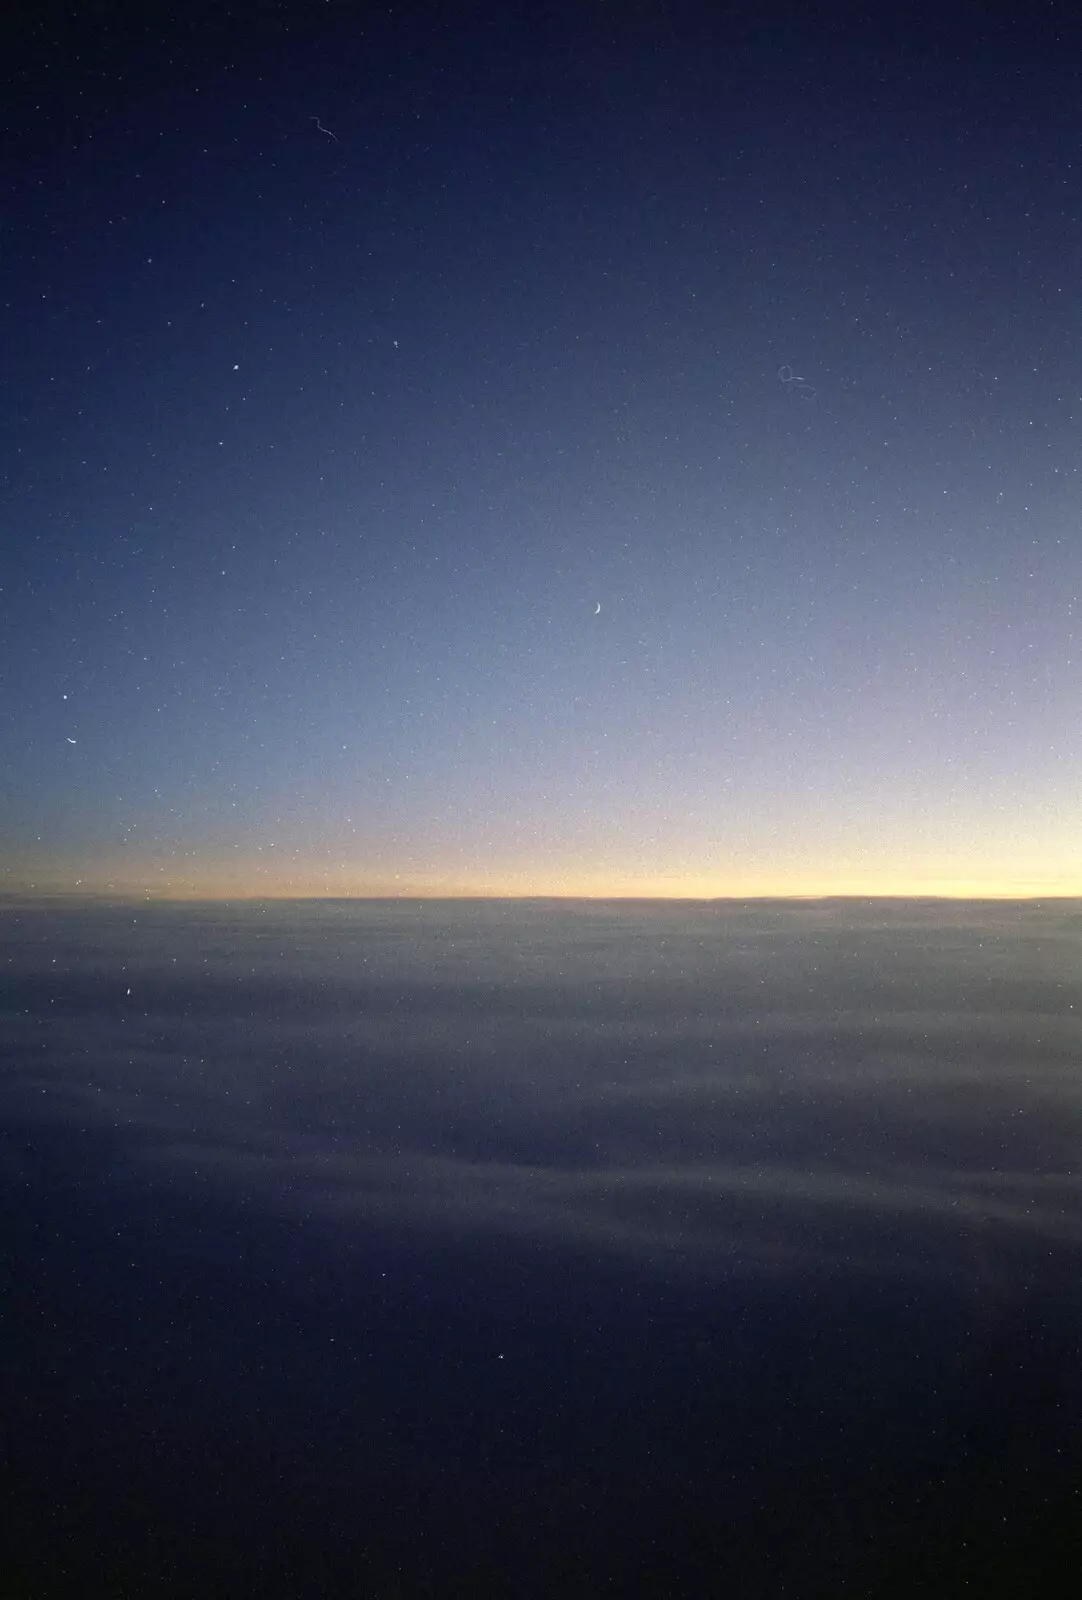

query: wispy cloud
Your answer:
[3,902,1079,1289]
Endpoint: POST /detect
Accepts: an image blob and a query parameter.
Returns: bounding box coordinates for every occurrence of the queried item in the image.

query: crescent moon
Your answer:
[594,602,601,615]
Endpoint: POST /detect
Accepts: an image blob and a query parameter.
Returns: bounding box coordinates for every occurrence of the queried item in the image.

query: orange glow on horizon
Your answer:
[4,854,1079,903]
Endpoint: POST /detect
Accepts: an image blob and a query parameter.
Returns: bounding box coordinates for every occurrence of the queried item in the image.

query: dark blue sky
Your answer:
[3,0,1079,896]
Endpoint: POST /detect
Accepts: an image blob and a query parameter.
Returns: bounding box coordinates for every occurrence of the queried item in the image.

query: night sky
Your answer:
[4,0,1080,899]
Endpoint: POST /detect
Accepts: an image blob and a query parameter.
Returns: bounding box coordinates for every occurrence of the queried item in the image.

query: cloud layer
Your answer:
[3,899,1080,1290]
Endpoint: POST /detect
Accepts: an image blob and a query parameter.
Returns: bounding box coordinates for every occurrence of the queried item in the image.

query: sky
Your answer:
[3,0,1080,899]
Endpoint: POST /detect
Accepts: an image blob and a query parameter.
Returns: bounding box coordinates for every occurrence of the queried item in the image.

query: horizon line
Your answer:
[2,891,1080,908]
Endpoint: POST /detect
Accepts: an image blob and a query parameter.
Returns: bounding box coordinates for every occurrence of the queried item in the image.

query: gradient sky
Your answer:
[3,0,1080,898]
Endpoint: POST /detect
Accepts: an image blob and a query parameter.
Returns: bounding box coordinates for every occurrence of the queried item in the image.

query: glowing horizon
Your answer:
[5,854,1079,903]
